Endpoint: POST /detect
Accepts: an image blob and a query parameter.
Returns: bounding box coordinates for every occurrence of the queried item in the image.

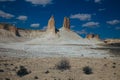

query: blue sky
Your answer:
[0,0,120,39]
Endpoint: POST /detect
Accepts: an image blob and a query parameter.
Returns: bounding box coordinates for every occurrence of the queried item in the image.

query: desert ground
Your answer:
[0,43,120,80]
[0,56,120,80]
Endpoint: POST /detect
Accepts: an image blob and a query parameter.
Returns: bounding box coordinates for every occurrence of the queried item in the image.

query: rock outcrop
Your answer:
[0,23,16,33]
[58,17,83,41]
[0,23,46,42]
[46,16,56,34]
[0,16,103,44]
[86,34,100,40]
[62,17,70,31]
[0,23,17,37]
[0,24,4,29]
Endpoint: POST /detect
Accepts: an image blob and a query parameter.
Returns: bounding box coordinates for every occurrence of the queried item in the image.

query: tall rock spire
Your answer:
[63,17,70,31]
[46,15,56,34]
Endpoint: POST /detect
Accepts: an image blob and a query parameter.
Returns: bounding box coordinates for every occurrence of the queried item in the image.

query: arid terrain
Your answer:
[0,16,120,80]
[0,56,120,80]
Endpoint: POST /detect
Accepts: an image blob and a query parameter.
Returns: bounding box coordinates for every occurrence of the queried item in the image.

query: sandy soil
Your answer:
[0,43,120,80]
[0,57,120,80]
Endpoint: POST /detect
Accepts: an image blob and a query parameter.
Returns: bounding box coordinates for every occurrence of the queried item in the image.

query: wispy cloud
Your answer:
[70,25,75,28]
[25,0,53,6]
[0,10,14,19]
[98,8,105,11]
[70,13,91,21]
[107,20,120,25]
[76,30,87,35]
[30,23,40,28]
[85,0,102,3]
[82,22,99,28]
[94,0,101,3]
[42,26,47,30]
[16,15,28,21]
[0,0,15,2]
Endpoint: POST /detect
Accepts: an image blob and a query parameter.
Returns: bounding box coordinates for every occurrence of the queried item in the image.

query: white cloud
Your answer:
[0,10,14,19]
[16,15,28,21]
[25,0,53,6]
[70,25,75,28]
[98,8,105,11]
[76,30,87,35]
[0,0,15,2]
[42,26,47,30]
[82,22,99,27]
[85,0,102,3]
[107,20,120,25]
[70,13,91,21]
[30,23,40,28]
[94,0,101,3]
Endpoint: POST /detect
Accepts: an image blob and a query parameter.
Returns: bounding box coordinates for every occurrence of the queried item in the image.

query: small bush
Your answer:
[17,66,30,77]
[112,66,116,68]
[45,70,49,74]
[56,59,71,71]
[83,66,93,75]
[34,76,38,79]
[0,69,4,72]
[5,78,10,80]
[113,62,116,65]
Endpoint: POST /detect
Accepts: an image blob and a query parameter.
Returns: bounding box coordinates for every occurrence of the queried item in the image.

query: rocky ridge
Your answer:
[0,16,103,44]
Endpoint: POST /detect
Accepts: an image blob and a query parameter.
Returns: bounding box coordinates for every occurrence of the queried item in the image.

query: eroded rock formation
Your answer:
[86,34,100,40]
[62,17,70,31]
[0,23,45,39]
[0,16,103,43]
[0,23,16,33]
[46,16,56,34]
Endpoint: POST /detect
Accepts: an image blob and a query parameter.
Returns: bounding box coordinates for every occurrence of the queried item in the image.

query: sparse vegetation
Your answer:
[56,59,71,71]
[5,78,10,80]
[45,70,50,74]
[113,62,116,65]
[104,64,107,67]
[112,66,116,68]
[17,66,30,77]
[83,66,93,75]
[34,76,38,79]
[0,69,4,72]
[68,78,74,80]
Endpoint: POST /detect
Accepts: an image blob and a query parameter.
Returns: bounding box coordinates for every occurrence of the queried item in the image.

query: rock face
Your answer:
[86,34,100,40]
[0,23,16,33]
[46,16,56,34]
[0,24,4,29]
[0,23,45,43]
[0,23,17,36]
[18,29,45,38]
[0,16,102,44]
[62,17,70,31]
